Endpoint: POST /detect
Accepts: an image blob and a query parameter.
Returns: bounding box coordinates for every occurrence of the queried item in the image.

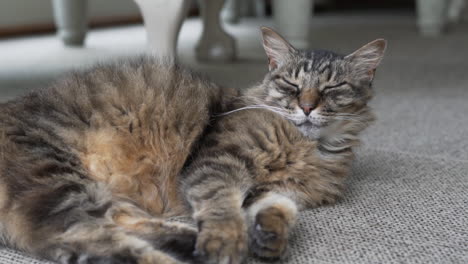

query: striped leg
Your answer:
[50,222,188,264]
[2,179,197,264]
[183,155,252,264]
[42,198,199,264]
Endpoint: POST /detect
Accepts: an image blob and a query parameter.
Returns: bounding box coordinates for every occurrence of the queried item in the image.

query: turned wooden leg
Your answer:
[52,0,88,46]
[416,0,450,36]
[273,0,313,49]
[196,0,236,62]
[134,0,190,60]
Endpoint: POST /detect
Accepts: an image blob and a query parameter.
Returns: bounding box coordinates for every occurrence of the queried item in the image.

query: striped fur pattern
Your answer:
[0,28,386,264]
[182,27,386,263]
[0,58,232,264]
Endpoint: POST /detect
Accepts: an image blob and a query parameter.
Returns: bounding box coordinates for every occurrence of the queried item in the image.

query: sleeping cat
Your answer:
[0,27,385,264]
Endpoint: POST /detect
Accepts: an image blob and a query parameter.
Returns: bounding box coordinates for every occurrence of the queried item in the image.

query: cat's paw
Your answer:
[249,206,290,260]
[195,217,247,264]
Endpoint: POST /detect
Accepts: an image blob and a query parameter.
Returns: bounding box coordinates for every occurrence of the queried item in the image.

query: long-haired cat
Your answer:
[0,27,385,264]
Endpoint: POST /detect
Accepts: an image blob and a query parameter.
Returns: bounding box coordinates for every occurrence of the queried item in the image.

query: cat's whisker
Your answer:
[333,113,362,117]
[331,116,369,126]
[216,106,284,118]
[216,104,293,120]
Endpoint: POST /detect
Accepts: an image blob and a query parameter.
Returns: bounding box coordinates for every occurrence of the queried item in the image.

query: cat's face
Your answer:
[257,27,386,138]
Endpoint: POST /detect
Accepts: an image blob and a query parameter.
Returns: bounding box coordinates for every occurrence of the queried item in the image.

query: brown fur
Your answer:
[179,28,385,263]
[0,57,232,263]
[0,28,385,264]
[182,108,355,261]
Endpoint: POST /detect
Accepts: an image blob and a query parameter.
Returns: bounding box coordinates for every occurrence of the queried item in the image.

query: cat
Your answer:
[0,27,385,264]
[181,28,385,263]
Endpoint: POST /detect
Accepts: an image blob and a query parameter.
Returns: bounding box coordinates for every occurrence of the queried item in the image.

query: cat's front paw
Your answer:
[249,206,291,260]
[195,217,247,264]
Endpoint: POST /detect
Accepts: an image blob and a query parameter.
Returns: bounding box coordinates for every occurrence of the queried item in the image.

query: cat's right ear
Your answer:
[260,27,296,71]
[345,39,387,81]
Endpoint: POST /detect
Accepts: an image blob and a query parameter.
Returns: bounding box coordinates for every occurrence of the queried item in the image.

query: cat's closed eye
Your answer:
[325,88,355,107]
[276,78,300,96]
[323,81,348,91]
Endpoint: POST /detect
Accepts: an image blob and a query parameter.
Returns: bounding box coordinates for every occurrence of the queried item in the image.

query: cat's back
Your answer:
[1,56,223,129]
[0,56,227,215]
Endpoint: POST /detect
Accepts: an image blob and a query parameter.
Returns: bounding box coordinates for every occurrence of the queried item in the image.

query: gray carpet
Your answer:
[1,13,468,264]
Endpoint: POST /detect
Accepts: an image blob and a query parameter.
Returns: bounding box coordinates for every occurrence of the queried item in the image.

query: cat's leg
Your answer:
[182,156,253,264]
[244,173,343,260]
[106,201,199,262]
[244,192,298,260]
[1,179,195,264]
[47,220,190,264]
[51,202,201,264]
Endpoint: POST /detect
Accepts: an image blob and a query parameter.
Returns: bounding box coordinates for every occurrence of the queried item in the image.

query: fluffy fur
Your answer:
[0,28,386,264]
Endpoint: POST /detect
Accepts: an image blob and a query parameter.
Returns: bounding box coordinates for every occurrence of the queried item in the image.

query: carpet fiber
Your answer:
[1,13,467,264]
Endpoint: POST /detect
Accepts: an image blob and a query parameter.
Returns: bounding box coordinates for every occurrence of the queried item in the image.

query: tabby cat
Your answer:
[0,27,385,264]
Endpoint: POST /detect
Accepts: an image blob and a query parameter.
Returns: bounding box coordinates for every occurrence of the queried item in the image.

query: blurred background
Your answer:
[0,0,467,101]
[1,1,468,264]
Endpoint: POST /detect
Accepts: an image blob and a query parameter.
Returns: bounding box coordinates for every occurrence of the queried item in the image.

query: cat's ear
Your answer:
[345,39,387,80]
[260,27,296,71]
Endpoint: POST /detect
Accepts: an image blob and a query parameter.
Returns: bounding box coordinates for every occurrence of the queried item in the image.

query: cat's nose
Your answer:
[300,103,316,116]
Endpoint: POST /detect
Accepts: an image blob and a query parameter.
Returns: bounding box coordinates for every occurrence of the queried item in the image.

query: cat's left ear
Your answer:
[260,27,297,71]
[345,39,387,80]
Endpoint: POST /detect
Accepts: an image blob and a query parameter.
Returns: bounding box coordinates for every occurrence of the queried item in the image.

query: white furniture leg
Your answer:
[416,0,450,36]
[273,0,313,49]
[134,0,190,60]
[253,0,266,17]
[222,0,265,24]
[196,0,236,62]
[52,0,88,46]
[447,0,466,24]
[222,0,241,24]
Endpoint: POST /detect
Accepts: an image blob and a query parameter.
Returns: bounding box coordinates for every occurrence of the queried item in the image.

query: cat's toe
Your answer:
[249,207,289,260]
[195,218,247,264]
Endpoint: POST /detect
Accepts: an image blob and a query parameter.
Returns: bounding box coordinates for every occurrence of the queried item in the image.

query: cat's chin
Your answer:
[296,122,321,139]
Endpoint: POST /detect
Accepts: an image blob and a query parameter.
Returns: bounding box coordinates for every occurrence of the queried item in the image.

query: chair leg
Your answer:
[196,0,236,62]
[134,0,190,60]
[416,0,450,36]
[272,0,313,49]
[52,0,88,46]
